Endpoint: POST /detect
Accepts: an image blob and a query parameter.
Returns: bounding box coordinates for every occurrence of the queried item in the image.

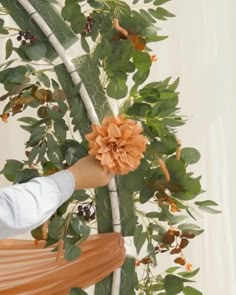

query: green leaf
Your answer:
[71,217,90,237]
[168,215,188,225]
[72,190,89,202]
[177,177,201,200]
[139,9,156,23]
[147,242,157,265]
[0,18,4,27]
[23,41,47,61]
[15,169,39,184]
[28,145,40,165]
[139,187,154,203]
[81,36,90,53]
[38,72,51,88]
[146,35,168,42]
[166,158,186,182]
[94,38,112,59]
[64,238,81,261]
[148,8,167,20]
[54,119,68,143]
[164,275,184,294]
[5,39,13,60]
[48,216,63,240]
[178,268,200,278]
[71,13,87,34]
[156,7,175,17]
[124,215,138,236]
[195,200,218,207]
[154,0,171,5]
[126,102,152,117]
[160,91,177,99]
[134,225,146,254]
[0,27,8,35]
[107,79,128,99]
[17,117,38,125]
[51,79,60,90]
[197,206,221,214]
[124,171,146,191]
[145,212,160,218]
[168,77,180,91]
[61,1,78,20]
[70,288,88,295]
[183,286,203,295]
[1,159,24,182]
[47,108,64,120]
[46,133,64,163]
[166,266,181,274]
[37,142,47,163]
[120,257,137,295]
[181,148,201,165]
[178,223,204,236]
[132,51,152,72]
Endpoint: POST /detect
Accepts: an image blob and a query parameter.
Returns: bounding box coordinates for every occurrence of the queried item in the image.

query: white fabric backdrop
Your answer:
[0,0,235,294]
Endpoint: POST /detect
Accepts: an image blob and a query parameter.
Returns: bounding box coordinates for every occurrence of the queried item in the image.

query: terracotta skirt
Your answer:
[0,233,125,295]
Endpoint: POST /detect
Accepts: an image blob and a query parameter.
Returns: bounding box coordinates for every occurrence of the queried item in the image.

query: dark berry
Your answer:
[90,213,96,220]
[17,35,22,41]
[19,31,24,36]
[78,210,84,216]
[84,206,90,213]
[21,40,26,45]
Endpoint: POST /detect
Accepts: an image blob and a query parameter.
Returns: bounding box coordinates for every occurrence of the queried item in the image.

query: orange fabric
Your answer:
[0,233,125,295]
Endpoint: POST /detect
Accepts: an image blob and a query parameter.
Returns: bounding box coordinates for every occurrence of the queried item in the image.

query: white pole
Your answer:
[17,1,122,294]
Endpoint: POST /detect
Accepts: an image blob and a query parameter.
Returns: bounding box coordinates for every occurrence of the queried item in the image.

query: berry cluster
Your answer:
[83,16,94,34]
[77,202,96,221]
[17,30,36,45]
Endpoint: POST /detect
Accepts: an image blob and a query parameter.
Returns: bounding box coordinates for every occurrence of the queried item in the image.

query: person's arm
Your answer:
[0,156,113,239]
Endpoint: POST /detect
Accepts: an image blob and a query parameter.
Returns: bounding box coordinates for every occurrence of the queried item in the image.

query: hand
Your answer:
[67,156,113,189]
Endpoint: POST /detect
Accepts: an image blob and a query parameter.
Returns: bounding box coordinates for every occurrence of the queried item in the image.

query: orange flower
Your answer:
[0,112,10,123]
[186,263,192,271]
[85,115,147,175]
[151,55,158,62]
[113,18,146,51]
[129,35,146,51]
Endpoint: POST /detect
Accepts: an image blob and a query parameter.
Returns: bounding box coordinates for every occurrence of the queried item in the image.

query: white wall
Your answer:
[0,0,235,294]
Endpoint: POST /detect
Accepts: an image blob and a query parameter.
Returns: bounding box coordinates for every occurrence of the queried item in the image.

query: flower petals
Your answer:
[86,115,147,174]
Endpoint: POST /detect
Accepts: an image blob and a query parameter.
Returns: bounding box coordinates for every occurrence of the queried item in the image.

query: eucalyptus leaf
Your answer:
[195,200,218,207]
[164,275,184,294]
[5,39,13,60]
[132,51,152,72]
[178,268,200,278]
[181,148,201,165]
[154,0,172,5]
[1,159,24,182]
[81,36,90,53]
[70,288,88,295]
[23,42,47,61]
[183,286,203,295]
[64,238,82,261]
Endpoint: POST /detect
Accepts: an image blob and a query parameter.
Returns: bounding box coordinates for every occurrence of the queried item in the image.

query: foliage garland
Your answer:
[0,0,220,294]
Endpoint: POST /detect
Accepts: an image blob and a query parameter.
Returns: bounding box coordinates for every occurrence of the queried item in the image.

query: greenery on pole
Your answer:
[0,0,220,294]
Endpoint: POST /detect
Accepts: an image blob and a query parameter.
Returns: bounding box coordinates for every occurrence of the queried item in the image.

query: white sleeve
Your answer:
[0,170,75,239]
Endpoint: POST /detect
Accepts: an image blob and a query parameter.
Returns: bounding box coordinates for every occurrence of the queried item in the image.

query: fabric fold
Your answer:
[0,233,125,295]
